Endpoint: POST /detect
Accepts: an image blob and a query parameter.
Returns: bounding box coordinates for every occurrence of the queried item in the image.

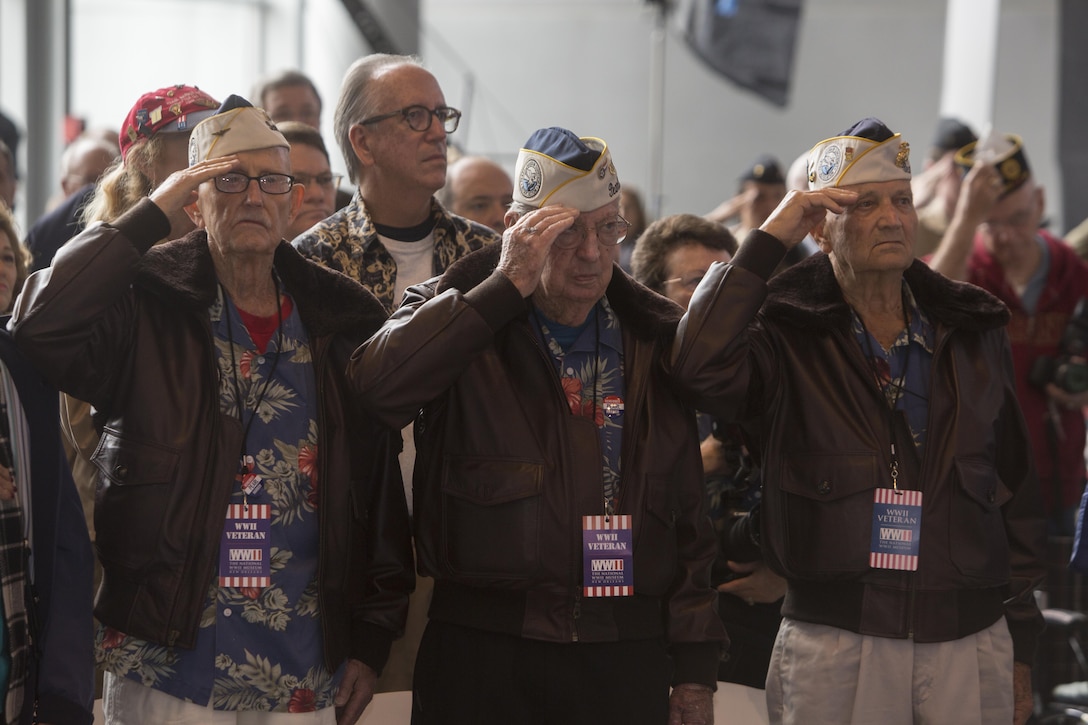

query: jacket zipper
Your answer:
[908,321,951,640]
[521,321,589,643]
[523,319,651,642]
[614,335,649,519]
[572,591,582,642]
[313,336,332,665]
[171,316,226,647]
[841,326,937,641]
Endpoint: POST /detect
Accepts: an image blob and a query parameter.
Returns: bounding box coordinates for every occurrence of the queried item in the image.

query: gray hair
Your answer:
[333,53,422,185]
[61,133,120,176]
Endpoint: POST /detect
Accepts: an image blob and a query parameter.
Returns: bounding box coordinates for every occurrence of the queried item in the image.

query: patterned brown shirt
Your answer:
[292,190,500,313]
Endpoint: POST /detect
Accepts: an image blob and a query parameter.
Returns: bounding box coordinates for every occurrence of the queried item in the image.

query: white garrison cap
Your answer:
[187,94,288,166]
[513,127,620,211]
[807,117,912,190]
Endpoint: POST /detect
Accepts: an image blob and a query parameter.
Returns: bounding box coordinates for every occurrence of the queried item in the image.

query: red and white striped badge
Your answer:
[220,503,271,588]
[869,488,923,571]
[583,514,634,597]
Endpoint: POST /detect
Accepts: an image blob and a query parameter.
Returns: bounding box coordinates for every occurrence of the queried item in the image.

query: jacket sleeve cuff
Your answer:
[669,641,722,689]
[731,229,789,281]
[1007,607,1044,665]
[351,621,397,676]
[463,270,529,332]
[112,197,173,254]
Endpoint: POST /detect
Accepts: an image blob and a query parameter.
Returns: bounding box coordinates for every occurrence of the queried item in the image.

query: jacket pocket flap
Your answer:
[442,456,543,506]
[92,429,180,486]
[955,458,1012,510]
[781,453,878,502]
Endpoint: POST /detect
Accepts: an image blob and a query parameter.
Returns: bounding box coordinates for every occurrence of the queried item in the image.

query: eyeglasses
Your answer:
[663,272,709,293]
[213,173,295,195]
[554,217,630,250]
[358,105,462,134]
[293,172,342,191]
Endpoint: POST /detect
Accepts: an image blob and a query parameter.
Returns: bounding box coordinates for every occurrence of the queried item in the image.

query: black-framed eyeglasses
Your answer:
[358,105,462,133]
[213,173,295,195]
[292,172,343,191]
[554,216,630,249]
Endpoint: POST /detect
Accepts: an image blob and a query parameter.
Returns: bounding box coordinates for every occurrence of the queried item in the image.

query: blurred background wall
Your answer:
[0,0,1078,235]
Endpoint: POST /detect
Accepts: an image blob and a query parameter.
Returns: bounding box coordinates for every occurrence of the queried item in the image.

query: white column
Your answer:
[940,0,1001,132]
[24,0,68,224]
[647,1,667,220]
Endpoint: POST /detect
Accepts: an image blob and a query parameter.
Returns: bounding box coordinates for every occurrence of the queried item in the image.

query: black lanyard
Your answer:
[221,281,284,491]
[855,288,911,493]
[530,303,614,515]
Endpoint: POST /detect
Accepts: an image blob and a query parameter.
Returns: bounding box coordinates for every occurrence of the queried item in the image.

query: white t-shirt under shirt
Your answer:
[377,231,436,514]
[380,232,436,310]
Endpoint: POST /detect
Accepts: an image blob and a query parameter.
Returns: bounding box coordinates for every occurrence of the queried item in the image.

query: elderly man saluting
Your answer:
[11,96,413,724]
[671,118,1046,724]
[351,127,726,725]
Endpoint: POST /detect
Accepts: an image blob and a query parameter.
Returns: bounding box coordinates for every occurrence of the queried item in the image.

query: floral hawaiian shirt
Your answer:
[851,282,935,453]
[533,299,625,513]
[96,287,336,712]
[292,190,499,312]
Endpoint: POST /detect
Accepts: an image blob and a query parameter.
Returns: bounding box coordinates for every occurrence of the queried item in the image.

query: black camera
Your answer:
[1028,298,1088,394]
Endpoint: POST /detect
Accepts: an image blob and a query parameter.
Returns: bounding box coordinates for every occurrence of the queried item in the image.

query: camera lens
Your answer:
[1055,360,1088,394]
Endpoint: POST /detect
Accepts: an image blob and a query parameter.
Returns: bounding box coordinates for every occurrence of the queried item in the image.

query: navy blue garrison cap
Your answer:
[837,117,896,144]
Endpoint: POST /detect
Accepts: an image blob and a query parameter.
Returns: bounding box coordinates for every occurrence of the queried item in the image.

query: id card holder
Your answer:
[869,488,922,571]
[582,514,633,596]
[236,454,264,497]
[220,502,271,588]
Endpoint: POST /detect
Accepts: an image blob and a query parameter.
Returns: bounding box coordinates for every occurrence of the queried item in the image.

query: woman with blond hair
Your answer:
[82,84,218,229]
[0,203,32,313]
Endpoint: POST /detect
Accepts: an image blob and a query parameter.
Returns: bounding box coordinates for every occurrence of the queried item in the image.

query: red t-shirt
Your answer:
[237,297,294,354]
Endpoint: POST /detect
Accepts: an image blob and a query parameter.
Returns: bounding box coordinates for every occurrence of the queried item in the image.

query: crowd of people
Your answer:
[0,53,1084,725]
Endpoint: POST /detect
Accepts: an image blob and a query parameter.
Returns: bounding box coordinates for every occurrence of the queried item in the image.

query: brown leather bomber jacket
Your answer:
[10,199,414,674]
[350,243,728,687]
[672,230,1047,664]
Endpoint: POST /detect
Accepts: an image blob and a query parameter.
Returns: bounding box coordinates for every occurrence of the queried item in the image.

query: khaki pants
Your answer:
[102,673,336,724]
[766,617,1014,725]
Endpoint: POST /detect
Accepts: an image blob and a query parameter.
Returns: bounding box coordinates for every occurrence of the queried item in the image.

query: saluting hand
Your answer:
[497,206,580,297]
[953,161,1004,226]
[148,155,241,240]
[759,188,858,248]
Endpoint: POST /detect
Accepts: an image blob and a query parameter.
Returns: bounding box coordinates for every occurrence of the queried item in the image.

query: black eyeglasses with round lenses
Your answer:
[214,173,295,195]
[359,105,462,133]
[554,216,631,249]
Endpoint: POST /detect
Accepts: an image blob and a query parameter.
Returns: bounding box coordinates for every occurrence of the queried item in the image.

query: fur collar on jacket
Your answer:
[437,242,685,342]
[762,253,1010,333]
[135,230,389,339]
